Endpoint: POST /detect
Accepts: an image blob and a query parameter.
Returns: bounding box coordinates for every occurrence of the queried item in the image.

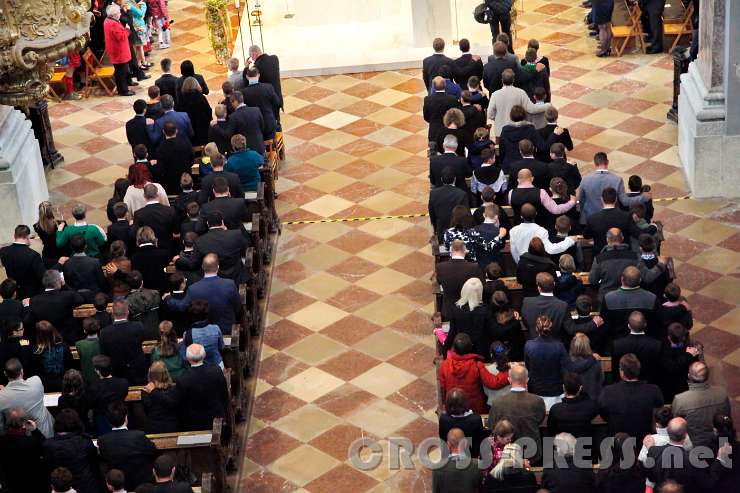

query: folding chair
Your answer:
[664,3,694,52]
[274,130,285,161]
[82,49,117,97]
[611,0,647,56]
[47,68,66,102]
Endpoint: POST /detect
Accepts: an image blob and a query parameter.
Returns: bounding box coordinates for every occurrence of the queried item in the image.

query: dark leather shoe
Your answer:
[646,47,663,54]
[118,91,135,96]
[138,74,151,81]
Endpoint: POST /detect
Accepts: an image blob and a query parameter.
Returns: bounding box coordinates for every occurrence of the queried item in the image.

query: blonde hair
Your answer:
[203,142,220,158]
[181,76,202,94]
[443,108,465,128]
[456,277,483,311]
[37,201,57,234]
[473,127,490,141]
[136,226,157,246]
[148,361,175,390]
[570,332,593,358]
[558,254,576,273]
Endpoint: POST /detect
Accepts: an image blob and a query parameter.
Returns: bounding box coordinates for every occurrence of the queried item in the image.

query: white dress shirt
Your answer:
[509,221,575,263]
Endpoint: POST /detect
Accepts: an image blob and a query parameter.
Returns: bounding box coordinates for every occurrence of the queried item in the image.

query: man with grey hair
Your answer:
[176,344,230,430]
[429,134,471,192]
[147,93,194,146]
[249,44,283,113]
[0,359,54,438]
[424,75,461,141]
[541,432,596,491]
[227,57,244,91]
[25,269,84,344]
[98,300,148,385]
[56,203,107,258]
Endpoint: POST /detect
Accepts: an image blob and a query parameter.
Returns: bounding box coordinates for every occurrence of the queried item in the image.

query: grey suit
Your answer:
[0,376,54,438]
[578,169,647,224]
[521,294,572,340]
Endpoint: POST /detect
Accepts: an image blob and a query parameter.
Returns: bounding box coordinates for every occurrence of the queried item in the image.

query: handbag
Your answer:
[473,3,493,23]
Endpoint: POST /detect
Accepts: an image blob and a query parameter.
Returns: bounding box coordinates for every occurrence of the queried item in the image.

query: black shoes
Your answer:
[118,91,135,96]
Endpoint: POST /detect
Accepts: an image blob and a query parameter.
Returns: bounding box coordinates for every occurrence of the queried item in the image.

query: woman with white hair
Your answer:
[444,277,493,358]
[103,3,133,96]
[541,432,597,492]
[482,442,538,493]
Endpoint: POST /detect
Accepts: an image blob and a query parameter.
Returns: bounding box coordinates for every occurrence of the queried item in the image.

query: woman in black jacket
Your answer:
[175,76,213,146]
[488,291,524,362]
[176,59,210,102]
[498,105,547,170]
[516,237,557,298]
[42,409,103,493]
[34,201,68,267]
[445,278,493,359]
[141,361,180,434]
[57,369,91,433]
[106,178,131,224]
[438,389,488,458]
[595,432,645,493]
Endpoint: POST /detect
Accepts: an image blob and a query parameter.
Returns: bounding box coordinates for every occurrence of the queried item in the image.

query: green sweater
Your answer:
[74,337,101,383]
[56,223,107,258]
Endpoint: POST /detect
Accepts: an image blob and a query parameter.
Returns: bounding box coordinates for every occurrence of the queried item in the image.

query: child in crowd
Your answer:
[637,234,671,300]
[521,48,550,102]
[471,149,506,204]
[173,172,197,222]
[527,39,550,74]
[476,204,507,270]
[555,254,584,309]
[467,76,490,110]
[567,294,605,353]
[145,85,163,119]
[537,107,574,162]
[468,127,495,170]
[658,283,693,334]
[527,87,549,129]
[93,293,112,328]
[483,262,509,303]
[57,50,82,100]
[627,175,654,221]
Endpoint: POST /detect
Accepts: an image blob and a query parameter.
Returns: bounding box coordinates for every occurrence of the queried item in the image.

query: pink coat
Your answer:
[104,17,132,64]
[148,0,169,18]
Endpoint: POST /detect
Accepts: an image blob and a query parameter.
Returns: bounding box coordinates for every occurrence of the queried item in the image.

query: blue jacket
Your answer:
[524,336,570,397]
[147,110,194,146]
[226,150,263,192]
[165,275,240,334]
[181,321,224,367]
[578,169,646,224]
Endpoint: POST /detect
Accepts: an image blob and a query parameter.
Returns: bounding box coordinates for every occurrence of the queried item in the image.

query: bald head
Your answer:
[446,427,466,452]
[202,253,219,274]
[432,76,445,91]
[451,239,466,255]
[508,364,528,387]
[621,266,641,288]
[628,311,646,333]
[606,227,623,246]
[666,417,688,443]
[688,361,708,383]
[517,168,533,184]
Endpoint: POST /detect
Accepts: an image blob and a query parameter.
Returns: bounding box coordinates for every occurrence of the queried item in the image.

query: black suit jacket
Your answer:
[193,228,249,282]
[546,158,581,195]
[208,120,231,154]
[176,364,229,431]
[155,73,178,99]
[436,259,483,319]
[62,254,106,294]
[482,57,521,94]
[598,380,663,442]
[98,429,157,490]
[537,126,574,161]
[0,243,47,299]
[173,190,199,222]
[422,53,454,89]
[241,81,280,137]
[153,480,196,493]
[86,375,129,415]
[611,333,662,384]
[423,92,461,141]
[200,197,249,231]
[226,105,265,154]
[461,104,486,138]
[254,53,284,109]
[154,136,194,195]
[521,294,571,340]
[175,74,209,103]
[25,289,85,344]
[126,115,152,153]
[507,158,550,190]
[645,444,711,492]
[428,185,469,243]
[584,207,636,254]
[132,203,178,253]
[107,220,134,252]
[452,54,483,86]
[429,152,471,192]
[131,244,171,292]
[198,170,244,204]
[99,320,148,385]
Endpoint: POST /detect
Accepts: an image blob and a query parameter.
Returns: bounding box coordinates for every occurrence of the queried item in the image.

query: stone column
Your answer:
[411,0,453,48]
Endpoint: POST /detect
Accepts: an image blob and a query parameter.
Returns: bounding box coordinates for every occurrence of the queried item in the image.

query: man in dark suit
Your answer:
[0,225,48,299]
[250,45,284,112]
[199,177,249,231]
[644,418,711,491]
[164,254,240,335]
[546,143,580,194]
[432,428,481,493]
[151,454,196,493]
[154,58,178,100]
[429,135,471,192]
[482,41,521,94]
[436,240,483,320]
[154,122,194,195]
[422,38,454,89]
[589,228,640,299]
[62,235,106,298]
[197,154,244,203]
[601,265,657,340]
[538,110,574,162]
[611,311,662,384]
[507,140,550,191]
[451,38,483,87]
[147,94,194,147]
[640,0,666,54]
[584,187,636,254]
[176,343,230,431]
[423,77,461,142]
[207,103,231,154]
[429,167,469,243]
[598,353,664,444]
[24,269,84,345]
[99,300,148,385]
[86,355,129,433]
[132,184,178,253]
[226,91,265,155]
[126,99,152,155]
[107,202,135,252]
[194,212,249,283]
[241,66,281,139]
[98,401,157,491]
[460,91,487,137]
[521,272,573,340]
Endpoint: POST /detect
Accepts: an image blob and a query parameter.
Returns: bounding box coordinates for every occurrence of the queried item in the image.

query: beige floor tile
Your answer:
[354,296,418,327]
[365,107,412,126]
[277,368,347,404]
[254,378,274,397]
[686,247,740,275]
[268,445,340,485]
[358,218,413,239]
[310,132,360,152]
[295,244,350,272]
[366,88,412,106]
[283,333,347,365]
[84,165,128,185]
[585,129,637,148]
[313,110,361,130]
[355,267,416,295]
[364,126,413,145]
[317,74,364,91]
[298,222,352,243]
[722,347,740,368]
[668,198,727,216]
[304,172,357,194]
[677,220,737,245]
[356,241,416,267]
[260,345,279,361]
[352,329,417,361]
[698,277,740,306]
[316,92,363,110]
[273,404,343,442]
[353,440,400,482]
[301,193,355,215]
[345,398,418,437]
[56,127,98,146]
[362,168,414,189]
[711,308,740,337]
[581,108,633,128]
[293,272,352,301]
[359,191,413,214]
[286,301,350,331]
[307,149,356,170]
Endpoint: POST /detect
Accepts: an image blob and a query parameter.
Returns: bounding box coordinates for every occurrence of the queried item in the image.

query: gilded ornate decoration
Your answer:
[205,0,230,65]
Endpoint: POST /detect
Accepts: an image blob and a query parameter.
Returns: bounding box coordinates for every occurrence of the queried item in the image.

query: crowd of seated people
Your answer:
[425,35,737,493]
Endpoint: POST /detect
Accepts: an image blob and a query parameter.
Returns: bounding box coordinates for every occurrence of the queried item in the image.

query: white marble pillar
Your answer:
[0,105,49,242]
[411,0,453,48]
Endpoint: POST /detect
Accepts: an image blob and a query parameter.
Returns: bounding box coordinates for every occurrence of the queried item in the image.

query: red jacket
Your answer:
[439,351,509,414]
[104,17,132,64]
[149,0,168,18]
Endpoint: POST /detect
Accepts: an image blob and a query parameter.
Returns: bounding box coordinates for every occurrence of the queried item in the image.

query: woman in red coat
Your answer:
[103,4,133,96]
[439,333,509,414]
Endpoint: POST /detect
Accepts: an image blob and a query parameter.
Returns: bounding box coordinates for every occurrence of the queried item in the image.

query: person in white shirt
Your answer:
[638,406,693,489]
[509,203,576,263]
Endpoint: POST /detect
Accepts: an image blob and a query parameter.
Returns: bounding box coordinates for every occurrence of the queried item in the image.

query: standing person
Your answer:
[151,321,186,380]
[43,409,102,493]
[485,0,514,51]
[424,77,461,143]
[155,58,178,99]
[640,0,666,54]
[176,344,230,431]
[452,39,483,87]
[175,60,210,102]
[487,70,549,139]
[127,0,148,72]
[123,162,169,215]
[175,77,212,146]
[153,123,195,195]
[432,428,482,493]
[99,301,148,385]
[32,321,72,393]
[35,201,68,268]
[226,91,266,155]
[241,66,281,140]
[524,316,569,410]
[249,44,284,114]
[422,38,454,89]
[593,0,614,57]
[0,225,48,299]
[0,358,55,438]
[104,4,134,96]
[227,58,244,91]
[148,0,170,49]
[0,407,49,493]
[54,204,107,259]
[141,361,180,433]
[226,134,263,192]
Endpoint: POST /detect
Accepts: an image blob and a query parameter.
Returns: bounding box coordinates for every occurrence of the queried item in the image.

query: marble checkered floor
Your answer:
[33,1,740,491]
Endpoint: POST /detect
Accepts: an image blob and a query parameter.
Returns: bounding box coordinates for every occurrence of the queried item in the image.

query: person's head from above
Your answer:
[473,126,490,143]
[520,202,537,222]
[147,85,160,101]
[432,37,445,53]
[133,144,148,162]
[183,231,198,250]
[158,320,180,356]
[69,233,86,255]
[601,187,617,207]
[181,76,202,95]
[93,354,113,378]
[606,227,623,247]
[460,90,473,106]
[227,57,240,73]
[51,467,75,493]
[452,332,473,356]
[106,400,128,428]
[128,162,152,188]
[113,178,131,201]
[663,282,681,303]
[202,253,220,275]
[189,298,210,322]
[133,99,146,116]
[527,38,540,53]
[535,315,553,338]
[450,238,467,258]
[438,64,453,81]
[562,371,582,397]
[221,80,233,99]
[442,134,458,153]
[106,3,121,20]
[0,278,17,300]
[168,271,187,293]
[148,360,174,390]
[712,414,736,442]
[554,215,571,237]
[628,174,643,193]
[163,121,177,139]
[517,168,533,186]
[214,103,227,121]
[440,166,456,186]
[213,177,230,197]
[3,407,30,432]
[180,60,196,77]
[525,48,537,65]
[432,76,446,92]
[177,172,193,193]
[545,106,559,125]
[206,210,224,229]
[496,32,510,46]
[12,224,31,245]
[458,38,470,54]
[127,270,144,290]
[211,153,225,170]
[569,332,593,359]
[445,388,469,415]
[491,289,510,309]
[658,480,685,493]
[231,133,247,152]
[249,44,263,59]
[83,317,100,337]
[501,68,515,86]
[136,225,158,248]
[160,57,172,73]
[655,405,674,429]
[450,204,475,230]
[486,261,502,281]
[42,269,63,290]
[160,93,175,111]
[492,419,515,446]
[593,152,609,168]
[533,86,547,103]
[94,292,108,311]
[484,203,500,223]
[443,107,465,129]
[203,141,220,159]
[528,236,546,257]
[688,360,708,384]
[245,66,260,82]
[35,320,62,348]
[628,311,647,334]
[3,357,23,381]
[558,253,576,274]
[186,343,206,365]
[536,272,555,294]
[548,177,567,200]
[481,185,496,205]
[230,90,244,108]
[54,407,85,434]
[111,299,130,321]
[467,75,481,91]
[631,203,648,222]
[621,265,641,288]
[106,469,126,492]
[509,104,526,123]
[667,417,688,444]
[619,353,641,381]
[446,427,468,454]
[554,433,577,458]
[639,233,656,255]
[493,41,507,59]
[508,363,528,388]
[153,454,178,483]
[518,139,534,158]
[456,277,483,311]
[480,147,495,166]
[183,201,199,221]
[71,203,87,222]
